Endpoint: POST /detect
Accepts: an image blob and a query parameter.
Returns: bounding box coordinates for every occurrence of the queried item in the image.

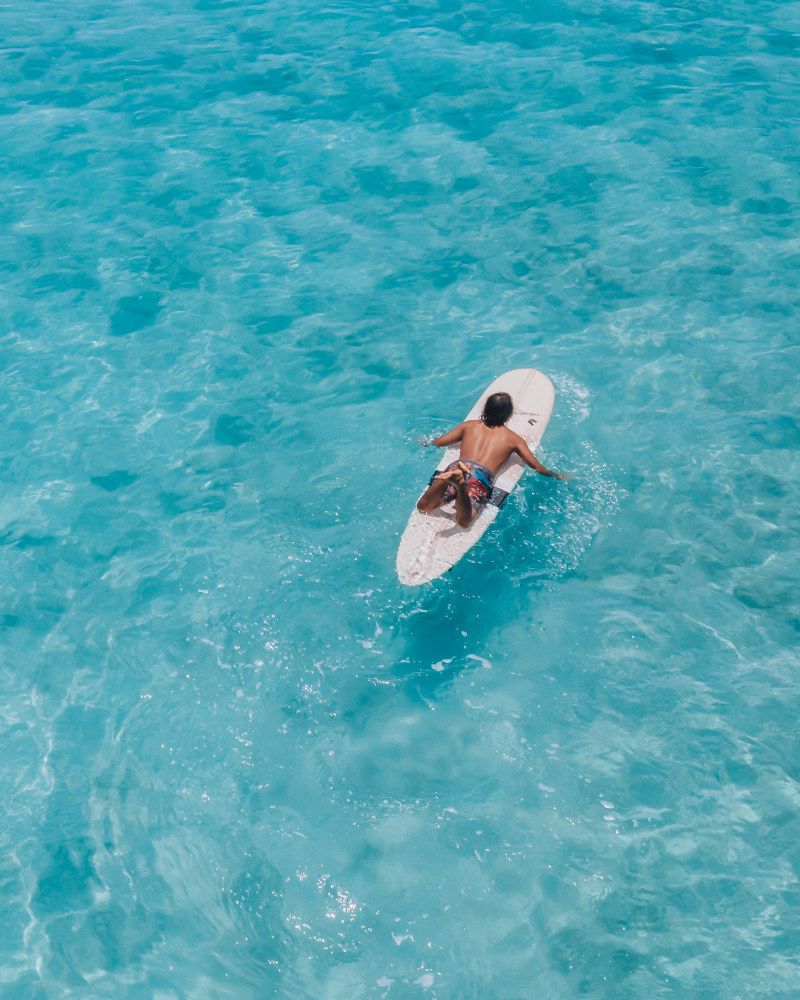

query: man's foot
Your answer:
[434,465,465,484]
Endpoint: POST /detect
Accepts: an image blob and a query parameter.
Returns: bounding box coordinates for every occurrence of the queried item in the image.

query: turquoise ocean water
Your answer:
[2,0,799,996]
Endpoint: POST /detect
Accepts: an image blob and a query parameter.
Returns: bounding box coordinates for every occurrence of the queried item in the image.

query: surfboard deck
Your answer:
[396,368,555,586]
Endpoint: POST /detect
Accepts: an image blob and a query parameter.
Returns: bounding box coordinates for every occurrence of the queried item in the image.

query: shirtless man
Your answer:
[416,391,567,528]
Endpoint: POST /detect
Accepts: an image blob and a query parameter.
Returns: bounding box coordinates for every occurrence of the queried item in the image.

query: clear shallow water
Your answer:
[1,0,799,996]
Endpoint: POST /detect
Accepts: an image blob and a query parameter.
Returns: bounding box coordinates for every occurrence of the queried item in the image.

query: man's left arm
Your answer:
[429,422,466,448]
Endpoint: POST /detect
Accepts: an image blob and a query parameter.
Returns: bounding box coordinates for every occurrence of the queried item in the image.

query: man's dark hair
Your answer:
[482,391,513,427]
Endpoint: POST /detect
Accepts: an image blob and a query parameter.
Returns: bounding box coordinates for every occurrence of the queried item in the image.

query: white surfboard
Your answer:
[396,368,555,585]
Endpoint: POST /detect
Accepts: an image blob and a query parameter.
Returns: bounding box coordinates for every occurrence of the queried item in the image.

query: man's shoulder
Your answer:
[504,426,529,451]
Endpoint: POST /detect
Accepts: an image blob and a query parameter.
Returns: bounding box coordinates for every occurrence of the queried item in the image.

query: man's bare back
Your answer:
[430,419,564,479]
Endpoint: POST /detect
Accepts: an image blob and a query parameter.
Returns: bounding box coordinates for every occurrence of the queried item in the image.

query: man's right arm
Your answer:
[514,435,569,479]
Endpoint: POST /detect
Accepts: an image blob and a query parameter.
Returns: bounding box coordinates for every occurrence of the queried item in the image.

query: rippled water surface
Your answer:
[2,0,800,997]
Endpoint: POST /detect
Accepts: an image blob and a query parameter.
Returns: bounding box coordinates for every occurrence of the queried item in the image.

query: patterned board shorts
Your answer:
[442,460,494,514]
